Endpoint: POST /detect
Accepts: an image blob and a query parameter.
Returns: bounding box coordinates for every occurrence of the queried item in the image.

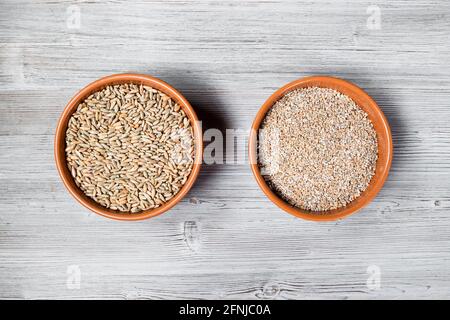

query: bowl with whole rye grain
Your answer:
[249,76,392,221]
[55,74,203,221]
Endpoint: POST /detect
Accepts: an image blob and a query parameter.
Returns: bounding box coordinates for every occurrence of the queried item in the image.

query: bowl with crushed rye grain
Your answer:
[249,76,392,221]
[55,73,203,221]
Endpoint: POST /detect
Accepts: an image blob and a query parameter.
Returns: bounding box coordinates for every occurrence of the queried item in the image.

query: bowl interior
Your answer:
[249,76,392,221]
[55,74,203,221]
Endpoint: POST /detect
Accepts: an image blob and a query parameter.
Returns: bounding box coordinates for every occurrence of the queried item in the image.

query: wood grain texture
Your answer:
[1,0,450,299]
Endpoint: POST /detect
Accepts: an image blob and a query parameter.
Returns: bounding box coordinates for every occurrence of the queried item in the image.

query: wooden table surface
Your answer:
[1,0,449,299]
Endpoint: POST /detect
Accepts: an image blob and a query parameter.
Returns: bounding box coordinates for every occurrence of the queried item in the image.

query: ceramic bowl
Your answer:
[55,73,203,221]
[249,76,393,221]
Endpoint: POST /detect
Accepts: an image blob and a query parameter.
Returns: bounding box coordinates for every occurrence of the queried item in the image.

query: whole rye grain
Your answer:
[65,83,194,213]
[258,87,378,211]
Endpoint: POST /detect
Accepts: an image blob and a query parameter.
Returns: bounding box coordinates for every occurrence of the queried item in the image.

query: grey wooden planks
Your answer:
[0,0,450,299]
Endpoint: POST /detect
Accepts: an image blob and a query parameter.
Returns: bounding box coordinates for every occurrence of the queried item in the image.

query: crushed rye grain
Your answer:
[258,87,378,211]
[65,83,194,213]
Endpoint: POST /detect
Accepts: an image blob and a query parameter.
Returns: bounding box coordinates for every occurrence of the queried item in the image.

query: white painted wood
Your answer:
[1,0,450,299]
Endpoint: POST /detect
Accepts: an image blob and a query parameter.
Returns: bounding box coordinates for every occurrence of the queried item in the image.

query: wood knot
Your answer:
[256,282,280,299]
[183,221,201,252]
[189,197,202,204]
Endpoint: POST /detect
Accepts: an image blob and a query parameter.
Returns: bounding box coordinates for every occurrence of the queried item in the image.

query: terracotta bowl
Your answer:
[249,76,393,221]
[55,73,203,221]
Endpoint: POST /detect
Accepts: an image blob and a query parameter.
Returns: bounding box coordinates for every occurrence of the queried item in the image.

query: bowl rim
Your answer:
[55,73,203,221]
[248,75,393,222]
